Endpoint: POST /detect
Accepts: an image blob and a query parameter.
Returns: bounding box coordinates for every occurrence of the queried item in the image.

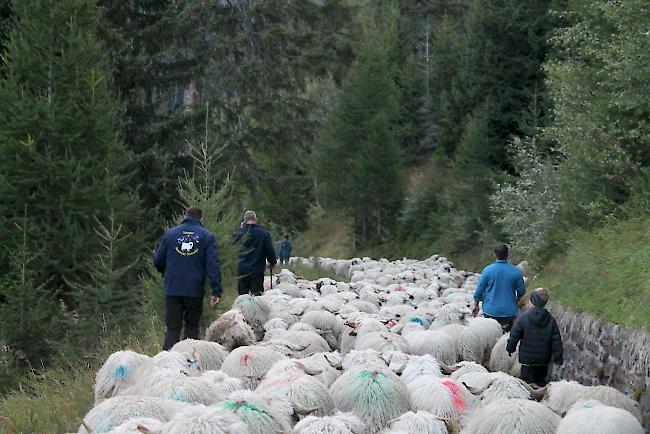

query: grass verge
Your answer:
[533,216,650,329]
[0,288,238,434]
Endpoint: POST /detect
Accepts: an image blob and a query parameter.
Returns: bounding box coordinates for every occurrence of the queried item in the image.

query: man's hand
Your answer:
[210,296,221,309]
[471,300,480,317]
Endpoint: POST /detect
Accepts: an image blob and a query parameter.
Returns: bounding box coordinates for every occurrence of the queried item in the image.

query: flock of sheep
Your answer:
[76,255,645,434]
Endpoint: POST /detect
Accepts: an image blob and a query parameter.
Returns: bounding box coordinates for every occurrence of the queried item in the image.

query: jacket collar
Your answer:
[495,259,509,263]
[182,218,203,227]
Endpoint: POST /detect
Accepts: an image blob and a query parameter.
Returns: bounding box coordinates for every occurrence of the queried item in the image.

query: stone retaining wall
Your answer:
[548,302,650,430]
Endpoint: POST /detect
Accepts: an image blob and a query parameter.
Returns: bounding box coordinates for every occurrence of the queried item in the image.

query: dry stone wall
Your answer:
[548,302,650,430]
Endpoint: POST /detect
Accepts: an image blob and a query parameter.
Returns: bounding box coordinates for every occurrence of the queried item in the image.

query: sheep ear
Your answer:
[79,418,93,433]
[137,425,153,434]
[522,382,548,400]
[462,381,488,395]
[441,363,461,375]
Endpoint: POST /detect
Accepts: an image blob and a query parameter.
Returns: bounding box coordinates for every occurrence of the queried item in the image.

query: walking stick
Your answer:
[270,266,273,290]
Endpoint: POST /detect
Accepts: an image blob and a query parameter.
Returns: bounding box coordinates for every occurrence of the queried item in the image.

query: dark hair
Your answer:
[284,234,289,239]
[494,243,508,260]
[530,288,550,307]
[185,206,203,220]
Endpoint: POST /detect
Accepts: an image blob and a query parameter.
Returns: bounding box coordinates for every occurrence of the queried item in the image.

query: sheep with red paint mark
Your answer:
[406,377,473,433]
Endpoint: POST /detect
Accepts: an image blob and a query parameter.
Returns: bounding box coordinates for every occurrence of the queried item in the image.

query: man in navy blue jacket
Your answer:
[471,243,526,332]
[154,207,222,350]
[234,210,277,296]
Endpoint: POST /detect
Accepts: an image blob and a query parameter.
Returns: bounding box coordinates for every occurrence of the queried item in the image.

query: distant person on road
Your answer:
[234,210,277,296]
[506,288,563,386]
[278,234,293,266]
[472,243,526,333]
[153,206,222,351]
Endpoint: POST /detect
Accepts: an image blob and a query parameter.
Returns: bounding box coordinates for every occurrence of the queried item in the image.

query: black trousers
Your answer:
[237,272,265,296]
[163,295,203,350]
[520,364,550,386]
[484,314,516,333]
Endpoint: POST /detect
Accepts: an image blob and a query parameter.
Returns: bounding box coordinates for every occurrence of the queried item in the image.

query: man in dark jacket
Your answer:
[278,234,292,266]
[234,210,277,296]
[506,288,563,386]
[153,207,222,350]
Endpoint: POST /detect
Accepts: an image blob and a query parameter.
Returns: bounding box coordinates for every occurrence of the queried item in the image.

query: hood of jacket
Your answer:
[528,306,551,327]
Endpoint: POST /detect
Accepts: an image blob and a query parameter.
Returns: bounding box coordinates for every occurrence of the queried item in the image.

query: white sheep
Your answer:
[103,418,165,434]
[403,330,456,365]
[293,411,366,434]
[330,366,410,433]
[232,294,271,339]
[555,400,644,434]
[78,396,187,434]
[162,405,249,434]
[205,310,256,351]
[354,331,410,354]
[220,346,287,390]
[459,398,560,434]
[488,332,520,376]
[171,339,229,371]
[381,411,448,434]
[466,316,503,361]
[256,359,335,417]
[400,355,443,385]
[537,381,642,422]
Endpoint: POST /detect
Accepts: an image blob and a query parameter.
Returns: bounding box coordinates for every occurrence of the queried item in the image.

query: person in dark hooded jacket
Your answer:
[506,288,563,386]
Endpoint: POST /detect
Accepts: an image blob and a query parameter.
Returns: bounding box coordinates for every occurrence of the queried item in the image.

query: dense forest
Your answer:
[1,0,649,393]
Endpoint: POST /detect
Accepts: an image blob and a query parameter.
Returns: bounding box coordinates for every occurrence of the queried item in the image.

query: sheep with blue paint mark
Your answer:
[93,351,155,403]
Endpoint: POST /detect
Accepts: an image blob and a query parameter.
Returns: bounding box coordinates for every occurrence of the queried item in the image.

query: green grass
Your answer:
[533,216,650,329]
[0,288,239,434]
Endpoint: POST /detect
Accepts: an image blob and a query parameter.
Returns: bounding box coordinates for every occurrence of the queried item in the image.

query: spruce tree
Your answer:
[316,3,405,248]
[0,0,142,309]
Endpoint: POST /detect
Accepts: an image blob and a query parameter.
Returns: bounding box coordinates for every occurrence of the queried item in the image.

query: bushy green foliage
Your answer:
[492,0,650,260]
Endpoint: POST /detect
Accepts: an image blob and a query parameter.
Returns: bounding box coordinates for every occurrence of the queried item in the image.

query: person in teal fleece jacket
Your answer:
[471,243,526,332]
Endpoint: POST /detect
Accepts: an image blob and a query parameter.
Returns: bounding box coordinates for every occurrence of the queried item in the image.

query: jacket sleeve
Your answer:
[265,232,277,266]
[506,316,524,354]
[551,318,563,365]
[473,269,489,301]
[206,233,223,297]
[515,272,526,299]
[153,233,167,274]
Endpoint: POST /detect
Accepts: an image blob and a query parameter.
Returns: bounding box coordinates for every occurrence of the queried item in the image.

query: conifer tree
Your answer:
[0,0,142,305]
[316,3,405,248]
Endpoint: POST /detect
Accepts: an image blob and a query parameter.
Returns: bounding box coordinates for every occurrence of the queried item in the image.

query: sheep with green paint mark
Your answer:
[330,366,410,433]
[215,389,293,434]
